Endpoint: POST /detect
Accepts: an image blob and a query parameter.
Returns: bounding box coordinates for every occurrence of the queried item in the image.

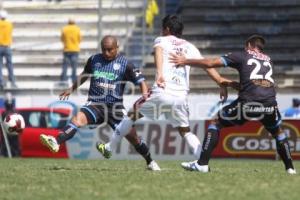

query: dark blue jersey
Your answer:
[221,50,277,106]
[83,54,145,104]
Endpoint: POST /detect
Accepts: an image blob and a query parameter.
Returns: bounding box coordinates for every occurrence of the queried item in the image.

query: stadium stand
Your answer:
[1,0,300,94]
[0,0,145,94]
[144,0,300,93]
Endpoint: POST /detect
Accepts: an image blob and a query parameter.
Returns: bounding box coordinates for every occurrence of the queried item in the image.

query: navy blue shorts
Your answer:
[80,103,125,130]
[218,99,281,134]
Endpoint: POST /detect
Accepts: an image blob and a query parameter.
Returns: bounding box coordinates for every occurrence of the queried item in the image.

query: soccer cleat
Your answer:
[181,160,209,173]
[147,160,161,171]
[96,142,112,159]
[287,168,297,174]
[40,134,60,153]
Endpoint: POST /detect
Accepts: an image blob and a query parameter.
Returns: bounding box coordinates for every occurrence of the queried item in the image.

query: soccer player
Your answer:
[40,35,160,171]
[98,15,235,161]
[170,34,297,174]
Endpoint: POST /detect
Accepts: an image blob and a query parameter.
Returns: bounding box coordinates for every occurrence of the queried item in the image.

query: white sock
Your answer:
[105,116,134,152]
[184,132,201,158]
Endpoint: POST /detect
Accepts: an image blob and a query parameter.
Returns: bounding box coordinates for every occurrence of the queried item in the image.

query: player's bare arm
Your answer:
[139,81,149,99]
[154,46,165,88]
[59,71,89,100]
[205,68,239,90]
[169,53,224,68]
[170,53,240,90]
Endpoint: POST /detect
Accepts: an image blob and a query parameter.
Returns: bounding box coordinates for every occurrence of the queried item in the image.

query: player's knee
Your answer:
[127,110,143,121]
[265,121,282,136]
[208,119,222,133]
[71,115,87,127]
[274,132,288,143]
[207,124,220,133]
[177,126,190,137]
[125,130,140,146]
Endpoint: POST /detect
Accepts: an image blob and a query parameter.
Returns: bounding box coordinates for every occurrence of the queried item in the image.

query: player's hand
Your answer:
[156,75,166,89]
[59,89,72,100]
[169,53,186,66]
[219,85,228,103]
[219,78,240,91]
[229,81,240,91]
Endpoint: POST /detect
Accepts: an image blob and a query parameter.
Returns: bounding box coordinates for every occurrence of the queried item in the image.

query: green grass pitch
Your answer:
[0,158,299,200]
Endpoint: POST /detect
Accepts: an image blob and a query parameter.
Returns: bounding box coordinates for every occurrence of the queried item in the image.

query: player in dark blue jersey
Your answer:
[40,35,160,170]
[170,35,296,174]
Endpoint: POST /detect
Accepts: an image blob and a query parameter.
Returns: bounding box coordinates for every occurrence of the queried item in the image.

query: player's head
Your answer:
[101,35,119,61]
[162,15,184,38]
[245,34,265,52]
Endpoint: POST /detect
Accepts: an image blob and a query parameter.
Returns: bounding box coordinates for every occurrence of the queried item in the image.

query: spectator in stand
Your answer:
[0,10,17,89]
[284,98,300,118]
[60,18,81,86]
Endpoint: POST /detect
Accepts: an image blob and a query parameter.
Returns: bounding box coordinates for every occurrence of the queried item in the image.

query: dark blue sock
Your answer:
[198,124,220,166]
[275,133,294,170]
[56,123,78,144]
[135,140,152,165]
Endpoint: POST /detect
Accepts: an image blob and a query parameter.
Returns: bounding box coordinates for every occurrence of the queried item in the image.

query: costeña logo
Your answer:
[223,122,300,155]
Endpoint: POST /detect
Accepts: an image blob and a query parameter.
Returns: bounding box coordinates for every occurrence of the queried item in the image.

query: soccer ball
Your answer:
[3,113,25,135]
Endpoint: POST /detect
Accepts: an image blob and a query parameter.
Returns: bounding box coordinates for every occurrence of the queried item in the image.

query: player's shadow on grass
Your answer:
[47,166,102,171]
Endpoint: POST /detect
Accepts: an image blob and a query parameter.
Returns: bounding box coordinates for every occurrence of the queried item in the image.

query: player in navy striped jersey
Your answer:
[40,35,160,171]
[170,35,296,174]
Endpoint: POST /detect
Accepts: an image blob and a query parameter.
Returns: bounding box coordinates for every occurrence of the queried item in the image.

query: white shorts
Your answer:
[136,89,189,127]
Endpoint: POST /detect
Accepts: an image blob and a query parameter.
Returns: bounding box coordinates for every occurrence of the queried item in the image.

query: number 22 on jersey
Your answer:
[248,58,274,83]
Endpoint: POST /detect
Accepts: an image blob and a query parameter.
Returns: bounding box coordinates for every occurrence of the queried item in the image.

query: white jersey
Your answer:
[153,35,203,96]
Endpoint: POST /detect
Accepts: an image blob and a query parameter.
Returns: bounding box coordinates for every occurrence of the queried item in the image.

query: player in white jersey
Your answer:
[141,32,202,128]
[97,15,234,163]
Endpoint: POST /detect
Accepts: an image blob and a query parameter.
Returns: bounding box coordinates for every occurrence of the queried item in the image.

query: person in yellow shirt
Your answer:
[0,10,17,89]
[60,18,81,84]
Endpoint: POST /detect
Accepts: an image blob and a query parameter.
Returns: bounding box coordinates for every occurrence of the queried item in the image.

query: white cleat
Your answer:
[147,160,161,171]
[40,134,60,153]
[181,160,210,173]
[287,168,297,175]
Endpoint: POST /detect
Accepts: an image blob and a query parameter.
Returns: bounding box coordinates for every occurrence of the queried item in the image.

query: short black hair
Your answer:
[162,15,184,38]
[245,34,266,51]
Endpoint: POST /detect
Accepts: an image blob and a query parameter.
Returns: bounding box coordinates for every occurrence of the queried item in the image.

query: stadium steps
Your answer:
[146,0,300,88]
[0,0,145,93]
[177,0,300,72]
[136,0,298,92]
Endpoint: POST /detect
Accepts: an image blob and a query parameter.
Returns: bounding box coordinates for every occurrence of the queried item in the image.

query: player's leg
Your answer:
[168,96,202,158]
[100,114,136,154]
[181,100,245,172]
[40,104,96,152]
[261,108,296,174]
[101,94,156,153]
[125,127,160,171]
[96,103,137,157]
[180,118,221,172]
[177,126,202,158]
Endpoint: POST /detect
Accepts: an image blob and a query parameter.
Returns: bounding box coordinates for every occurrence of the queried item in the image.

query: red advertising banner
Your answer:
[210,120,300,159]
